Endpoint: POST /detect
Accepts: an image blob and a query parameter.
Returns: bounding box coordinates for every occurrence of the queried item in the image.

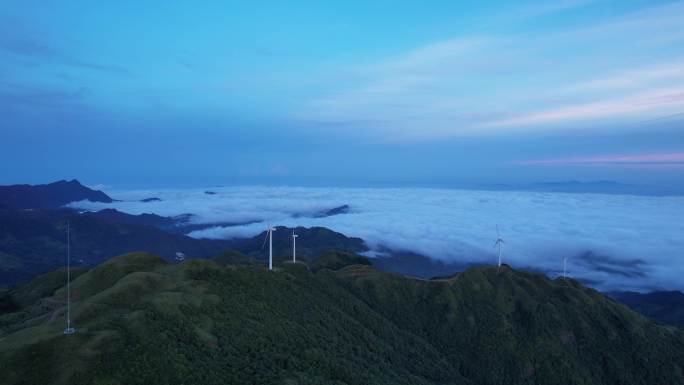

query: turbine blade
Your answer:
[260,227,269,250]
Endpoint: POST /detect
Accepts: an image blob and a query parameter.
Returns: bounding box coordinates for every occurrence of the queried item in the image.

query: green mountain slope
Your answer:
[1,252,683,385]
[234,226,368,260]
[0,208,366,286]
[0,208,235,285]
[610,290,684,326]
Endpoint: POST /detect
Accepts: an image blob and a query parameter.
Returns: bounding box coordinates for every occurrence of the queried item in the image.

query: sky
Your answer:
[1,0,684,190]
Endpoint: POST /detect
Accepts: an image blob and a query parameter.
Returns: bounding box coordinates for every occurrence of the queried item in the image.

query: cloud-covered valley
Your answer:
[70,186,684,292]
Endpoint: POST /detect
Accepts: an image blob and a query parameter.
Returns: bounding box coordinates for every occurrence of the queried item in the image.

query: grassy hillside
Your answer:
[1,252,683,385]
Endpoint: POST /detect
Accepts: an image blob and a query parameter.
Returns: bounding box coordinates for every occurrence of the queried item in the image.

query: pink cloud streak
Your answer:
[515,152,684,165]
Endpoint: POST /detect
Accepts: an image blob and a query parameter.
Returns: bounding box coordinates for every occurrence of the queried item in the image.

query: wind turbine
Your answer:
[494,225,505,269]
[292,228,298,263]
[261,224,276,270]
[64,220,76,335]
[563,257,568,279]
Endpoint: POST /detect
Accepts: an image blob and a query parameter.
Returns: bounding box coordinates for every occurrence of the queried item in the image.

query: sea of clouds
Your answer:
[70,186,684,292]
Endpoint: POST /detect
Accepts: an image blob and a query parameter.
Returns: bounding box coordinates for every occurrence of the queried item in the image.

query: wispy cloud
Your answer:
[482,0,601,27]
[490,88,684,128]
[563,63,684,92]
[516,152,684,166]
[0,81,88,110]
[297,2,684,140]
[0,33,130,75]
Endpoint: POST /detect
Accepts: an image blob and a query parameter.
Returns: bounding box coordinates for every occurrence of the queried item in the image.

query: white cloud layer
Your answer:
[70,186,684,292]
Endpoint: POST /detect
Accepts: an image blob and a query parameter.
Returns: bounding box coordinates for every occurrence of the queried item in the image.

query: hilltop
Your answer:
[0,180,112,210]
[1,252,682,385]
[0,204,366,286]
[234,226,367,260]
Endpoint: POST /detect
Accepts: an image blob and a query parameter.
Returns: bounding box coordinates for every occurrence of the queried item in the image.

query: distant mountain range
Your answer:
[371,251,468,279]
[0,208,235,284]
[0,179,113,209]
[0,180,442,286]
[1,252,683,384]
[0,180,367,286]
[609,290,684,326]
[0,205,366,286]
[1,179,683,329]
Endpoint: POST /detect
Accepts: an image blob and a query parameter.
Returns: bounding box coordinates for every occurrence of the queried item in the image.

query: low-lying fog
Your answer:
[71,186,684,292]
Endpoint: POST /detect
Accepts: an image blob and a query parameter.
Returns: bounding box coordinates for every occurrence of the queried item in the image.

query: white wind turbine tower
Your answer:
[563,257,568,279]
[292,228,298,263]
[494,225,505,269]
[64,220,76,335]
[261,224,277,270]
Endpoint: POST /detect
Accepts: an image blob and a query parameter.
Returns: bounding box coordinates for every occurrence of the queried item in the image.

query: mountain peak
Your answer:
[0,179,113,209]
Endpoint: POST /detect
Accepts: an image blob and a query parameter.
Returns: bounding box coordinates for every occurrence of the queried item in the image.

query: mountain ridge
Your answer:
[0,207,366,286]
[1,252,682,384]
[0,180,113,209]
[609,290,684,326]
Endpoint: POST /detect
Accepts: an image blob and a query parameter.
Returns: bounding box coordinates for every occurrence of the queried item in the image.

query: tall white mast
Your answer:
[64,220,75,335]
[497,241,501,267]
[494,225,505,269]
[563,257,567,279]
[269,225,275,270]
[292,228,298,263]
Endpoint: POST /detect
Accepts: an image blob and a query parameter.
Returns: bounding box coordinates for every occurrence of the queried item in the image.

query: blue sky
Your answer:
[1,0,683,189]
